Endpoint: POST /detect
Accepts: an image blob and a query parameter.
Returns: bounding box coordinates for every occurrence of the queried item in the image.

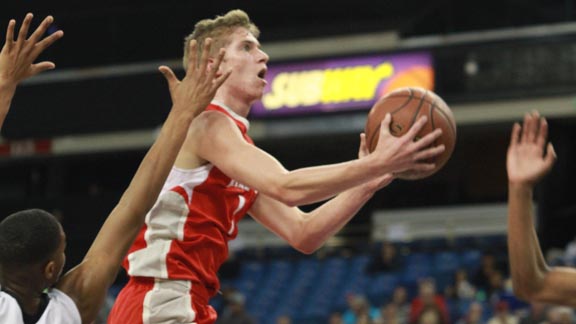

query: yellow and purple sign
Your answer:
[251,51,433,118]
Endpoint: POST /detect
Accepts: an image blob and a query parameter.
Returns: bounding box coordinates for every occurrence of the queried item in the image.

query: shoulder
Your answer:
[0,291,23,324]
[191,110,245,142]
[193,109,237,130]
[43,289,82,323]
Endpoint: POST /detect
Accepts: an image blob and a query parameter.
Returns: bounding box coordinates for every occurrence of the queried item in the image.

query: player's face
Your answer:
[218,27,269,103]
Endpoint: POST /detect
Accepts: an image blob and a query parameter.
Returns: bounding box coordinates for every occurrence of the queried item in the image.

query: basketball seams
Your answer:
[408,89,426,130]
[367,90,415,151]
[431,100,457,138]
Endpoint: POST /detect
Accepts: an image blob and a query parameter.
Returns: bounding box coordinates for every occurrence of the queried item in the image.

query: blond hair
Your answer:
[183,9,260,69]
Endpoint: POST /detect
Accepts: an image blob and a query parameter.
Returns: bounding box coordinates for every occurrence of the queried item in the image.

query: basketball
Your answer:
[364,87,457,180]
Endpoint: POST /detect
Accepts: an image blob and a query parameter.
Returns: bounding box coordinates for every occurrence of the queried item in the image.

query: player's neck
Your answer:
[1,274,46,314]
[213,93,253,118]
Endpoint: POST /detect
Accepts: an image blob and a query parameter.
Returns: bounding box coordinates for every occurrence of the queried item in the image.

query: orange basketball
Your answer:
[365,87,456,180]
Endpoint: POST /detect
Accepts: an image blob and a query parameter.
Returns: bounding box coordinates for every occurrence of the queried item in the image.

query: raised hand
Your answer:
[371,113,445,176]
[0,13,63,130]
[0,13,63,88]
[507,111,556,187]
[158,38,231,118]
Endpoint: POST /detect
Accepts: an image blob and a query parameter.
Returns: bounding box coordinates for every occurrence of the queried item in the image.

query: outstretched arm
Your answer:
[193,111,444,207]
[249,133,394,254]
[506,111,576,306]
[56,39,231,323]
[0,13,63,130]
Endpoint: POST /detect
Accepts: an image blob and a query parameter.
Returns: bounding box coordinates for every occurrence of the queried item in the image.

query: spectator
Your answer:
[329,311,344,324]
[454,269,476,300]
[366,241,404,274]
[276,315,292,324]
[416,305,446,324]
[375,303,401,324]
[487,301,519,324]
[456,301,485,324]
[518,302,548,324]
[216,291,257,324]
[343,294,380,324]
[472,253,507,294]
[486,270,507,305]
[409,279,450,324]
[390,286,411,323]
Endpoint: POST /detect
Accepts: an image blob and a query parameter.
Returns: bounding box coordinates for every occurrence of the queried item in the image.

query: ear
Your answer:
[43,260,57,281]
[206,57,224,77]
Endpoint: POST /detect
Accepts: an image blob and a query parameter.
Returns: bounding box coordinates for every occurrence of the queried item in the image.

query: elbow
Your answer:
[513,284,544,302]
[292,243,318,255]
[511,274,546,302]
[290,236,322,255]
[267,184,303,207]
[512,285,532,301]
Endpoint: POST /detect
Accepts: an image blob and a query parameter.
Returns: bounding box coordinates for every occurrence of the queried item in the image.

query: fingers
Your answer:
[545,143,557,167]
[213,67,232,90]
[16,13,34,52]
[536,117,548,150]
[403,116,428,142]
[509,122,521,148]
[158,65,178,88]
[35,29,64,53]
[410,162,437,173]
[378,114,392,137]
[31,61,56,75]
[4,19,15,51]
[521,111,538,143]
[197,38,212,76]
[28,15,53,44]
[185,39,198,75]
[412,144,445,162]
[527,110,540,142]
[358,133,368,158]
[411,128,442,151]
[209,47,226,81]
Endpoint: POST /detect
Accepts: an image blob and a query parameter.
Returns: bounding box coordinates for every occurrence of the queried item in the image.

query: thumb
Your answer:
[545,142,557,169]
[358,133,368,158]
[31,62,56,76]
[158,65,178,88]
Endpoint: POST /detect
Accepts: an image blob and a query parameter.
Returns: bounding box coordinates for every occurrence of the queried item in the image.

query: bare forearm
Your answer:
[295,186,374,253]
[0,82,17,131]
[507,182,548,298]
[267,157,380,206]
[85,109,193,262]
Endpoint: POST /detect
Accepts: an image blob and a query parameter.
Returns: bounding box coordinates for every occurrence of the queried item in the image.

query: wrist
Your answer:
[350,184,375,201]
[508,181,534,195]
[0,78,18,93]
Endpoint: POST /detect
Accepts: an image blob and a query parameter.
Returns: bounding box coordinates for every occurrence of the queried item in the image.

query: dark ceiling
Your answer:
[2,0,576,69]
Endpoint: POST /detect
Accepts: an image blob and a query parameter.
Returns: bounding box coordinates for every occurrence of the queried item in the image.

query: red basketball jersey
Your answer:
[123,102,258,296]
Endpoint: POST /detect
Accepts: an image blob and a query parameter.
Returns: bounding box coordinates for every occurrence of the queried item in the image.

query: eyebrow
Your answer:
[241,39,261,48]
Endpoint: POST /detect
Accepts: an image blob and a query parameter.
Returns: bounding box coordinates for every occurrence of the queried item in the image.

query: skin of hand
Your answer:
[0,13,63,129]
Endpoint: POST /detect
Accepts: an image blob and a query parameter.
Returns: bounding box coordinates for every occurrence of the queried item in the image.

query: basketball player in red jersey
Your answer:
[0,13,230,324]
[109,9,446,324]
[506,111,576,306]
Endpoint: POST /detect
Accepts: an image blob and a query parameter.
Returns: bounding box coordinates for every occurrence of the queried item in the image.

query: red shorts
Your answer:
[108,277,217,324]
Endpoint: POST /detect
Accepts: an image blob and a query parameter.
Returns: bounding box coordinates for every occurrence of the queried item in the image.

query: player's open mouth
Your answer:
[257,68,267,79]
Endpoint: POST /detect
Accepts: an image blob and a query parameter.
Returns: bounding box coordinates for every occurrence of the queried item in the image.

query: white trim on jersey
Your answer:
[127,165,211,278]
[142,279,196,324]
[0,288,81,324]
[210,100,250,130]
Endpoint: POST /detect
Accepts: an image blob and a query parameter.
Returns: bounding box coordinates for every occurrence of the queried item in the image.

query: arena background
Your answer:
[2,1,576,323]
